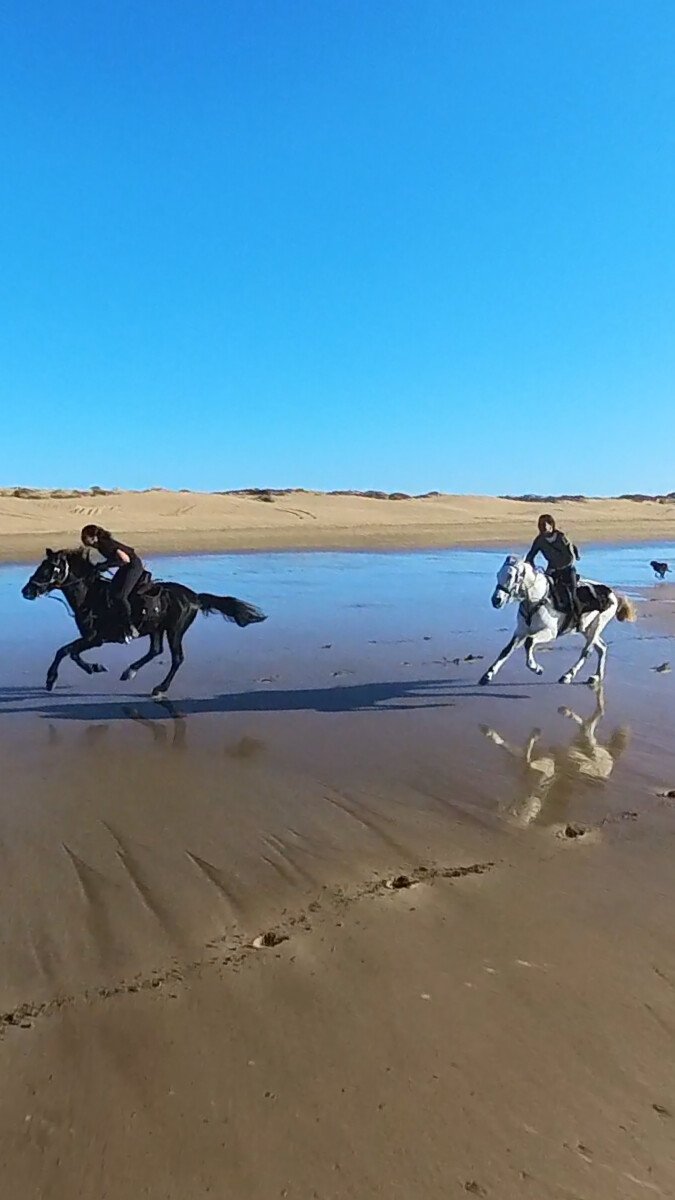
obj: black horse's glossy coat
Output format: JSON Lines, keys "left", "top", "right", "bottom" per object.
{"left": 22, "top": 549, "right": 266, "bottom": 697}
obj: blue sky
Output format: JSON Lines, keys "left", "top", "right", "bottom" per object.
{"left": 1, "top": 1, "right": 674, "bottom": 494}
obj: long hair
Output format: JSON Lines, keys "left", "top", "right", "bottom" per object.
{"left": 538, "top": 513, "right": 556, "bottom": 533}
{"left": 81, "top": 524, "right": 111, "bottom": 544}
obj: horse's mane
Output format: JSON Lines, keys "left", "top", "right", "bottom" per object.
{"left": 58, "top": 548, "right": 100, "bottom": 575}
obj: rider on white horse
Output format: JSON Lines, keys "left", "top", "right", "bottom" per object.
{"left": 526, "top": 514, "right": 581, "bottom": 629}
{"left": 479, "top": 554, "right": 635, "bottom": 688}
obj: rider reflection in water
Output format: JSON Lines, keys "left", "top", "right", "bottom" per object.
{"left": 81, "top": 524, "right": 144, "bottom": 642}
{"left": 526, "top": 514, "right": 581, "bottom": 628}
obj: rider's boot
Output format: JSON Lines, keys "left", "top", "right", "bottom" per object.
{"left": 119, "top": 601, "right": 139, "bottom": 642}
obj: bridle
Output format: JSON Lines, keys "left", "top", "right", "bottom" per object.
{"left": 52, "top": 557, "right": 71, "bottom": 587}
{"left": 493, "top": 558, "right": 526, "bottom": 604}
{"left": 28, "top": 554, "right": 71, "bottom": 596}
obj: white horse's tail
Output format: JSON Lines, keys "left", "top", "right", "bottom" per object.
{"left": 616, "top": 595, "right": 637, "bottom": 623}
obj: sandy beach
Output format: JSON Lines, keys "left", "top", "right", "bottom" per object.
{"left": 1, "top": 486, "right": 675, "bottom": 562}
{"left": 5, "top": 0, "right": 675, "bottom": 1191}
{"left": 1, "top": 547, "right": 675, "bottom": 1198}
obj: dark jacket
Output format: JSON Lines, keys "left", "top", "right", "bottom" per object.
{"left": 526, "top": 531, "right": 579, "bottom": 573}
{"left": 96, "top": 535, "right": 141, "bottom": 569}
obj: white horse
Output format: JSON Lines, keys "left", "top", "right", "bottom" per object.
{"left": 479, "top": 556, "right": 635, "bottom": 687}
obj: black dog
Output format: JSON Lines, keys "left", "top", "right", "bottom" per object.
{"left": 651, "top": 560, "right": 670, "bottom": 580}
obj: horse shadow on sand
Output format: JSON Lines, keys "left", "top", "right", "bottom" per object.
{"left": 0, "top": 677, "right": 530, "bottom": 723}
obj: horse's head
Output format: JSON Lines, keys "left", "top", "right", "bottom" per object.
{"left": 491, "top": 555, "right": 529, "bottom": 608}
{"left": 21, "top": 548, "right": 96, "bottom": 600}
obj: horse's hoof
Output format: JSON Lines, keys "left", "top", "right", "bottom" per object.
{"left": 152, "top": 688, "right": 167, "bottom": 700}
{"left": 529, "top": 666, "right": 544, "bottom": 676}
{"left": 121, "top": 668, "right": 137, "bottom": 682}
{"left": 479, "top": 673, "right": 492, "bottom": 687}
{"left": 45, "top": 678, "right": 55, "bottom": 693}
{"left": 92, "top": 664, "right": 107, "bottom": 674}
{"left": 587, "top": 676, "right": 600, "bottom": 689}
{"left": 559, "top": 673, "right": 573, "bottom": 685}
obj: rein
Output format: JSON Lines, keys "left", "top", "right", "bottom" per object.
{"left": 50, "top": 556, "right": 101, "bottom": 615}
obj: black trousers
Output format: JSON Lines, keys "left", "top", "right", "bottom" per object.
{"left": 110, "top": 559, "right": 144, "bottom": 621}
{"left": 550, "top": 566, "right": 580, "bottom": 620}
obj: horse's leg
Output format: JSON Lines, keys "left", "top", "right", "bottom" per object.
{"left": 479, "top": 634, "right": 524, "bottom": 685}
{"left": 121, "top": 631, "right": 164, "bottom": 682}
{"left": 151, "top": 611, "right": 197, "bottom": 698}
{"left": 525, "top": 628, "right": 555, "bottom": 676}
{"left": 45, "top": 637, "right": 103, "bottom": 692}
{"left": 587, "top": 636, "right": 608, "bottom": 688}
{"left": 71, "top": 643, "right": 107, "bottom": 676}
{"left": 559, "top": 642, "right": 592, "bottom": 684}
{"left": 480, "top": 726, "right": 524, "bottom": 756}
{"left": 588, "top": 605, "right": 619, "bottom": 688}
{"left": 560, "top": 606, "right": 615, "bottom": 685}
{"left": 559, "top": 620, "right": 598, "bottom": 684}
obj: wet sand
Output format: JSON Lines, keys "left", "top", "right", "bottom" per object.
{"left": 2, "top": 486, "right": 675, "bottom": 560}
{"left": 1, "top": 550, "right": 675, "bottom": 1198}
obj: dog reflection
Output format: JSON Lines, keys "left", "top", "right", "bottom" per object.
{"left": 481, "top": 689, "right": 629, "bottom": 827}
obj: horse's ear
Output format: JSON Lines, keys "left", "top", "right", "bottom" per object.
{"left": 45, "top": 547, "right": 55, "bottom": 558}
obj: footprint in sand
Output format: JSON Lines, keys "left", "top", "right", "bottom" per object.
{"left": 252, "top": 931, "right": 289, "bottom": 949}
{"left": 554, "top": 822, "right": 601, "bottom": 844}
{"left": 561, "top": 823, "right": 587, "bottom": 839}
{"left": 385, "top": 874, "right": 418, "bottom": 890}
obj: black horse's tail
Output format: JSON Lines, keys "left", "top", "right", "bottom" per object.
{"left": 197, "top": 593, "right": 267, "bottom": 627}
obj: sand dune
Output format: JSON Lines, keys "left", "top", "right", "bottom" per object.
{"left": 1, "top": 486, "right": 674, "bottom": 561}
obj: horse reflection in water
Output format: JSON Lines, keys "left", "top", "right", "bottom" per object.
{"left": 481, "top": 689, "right": 630, "bottom": 828}
{"left": 45, "top": 705, "right": 265, "bottom": 762}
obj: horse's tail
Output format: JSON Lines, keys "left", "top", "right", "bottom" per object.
{"left": 616, "top": 594, "right": 637, "bottom": 623}
{"left": 197, "top": 593, "right": 267, "bottom": 627}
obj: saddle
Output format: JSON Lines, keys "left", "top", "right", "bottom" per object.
{"left": 131, "top": 572, "right": 163, "bottom": 623}
{"left": 550, "top": 576, "right": 613, "bottom": 634}
{"left": 99, "top": 570, "right": 163, "bottom": 631}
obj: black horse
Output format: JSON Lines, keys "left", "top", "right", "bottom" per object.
{"left": 22, "top": 548, "right": 267, "bottom": 697}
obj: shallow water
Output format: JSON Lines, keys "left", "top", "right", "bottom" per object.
{"left": 0, "top": 546, "right": 674, "bottom": 1002}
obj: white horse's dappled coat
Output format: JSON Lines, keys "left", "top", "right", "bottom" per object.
{"left": 479, "top": 556, "right": 635, "bottom": 687}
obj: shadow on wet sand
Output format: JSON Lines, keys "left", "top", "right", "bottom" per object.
{"left": 0, "top": 678, "right": 530, "bottom": 721}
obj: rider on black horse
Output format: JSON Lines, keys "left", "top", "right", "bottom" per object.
{"left": 81, "top": 525, "right": 145, "bottom": 642}
{"left": 526, "top": 514, "right": 582, "bottom": 628}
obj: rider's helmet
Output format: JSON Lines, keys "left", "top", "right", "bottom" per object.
{"left": 538, "top": 513, "right": 556, "bottom": 534}
{"left": 81, "top": 524, "right": 101, "bottom": 546}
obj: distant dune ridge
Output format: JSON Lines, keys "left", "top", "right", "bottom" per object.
{"left": 0, "top": 486, "right": 673, "bottom": 562}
